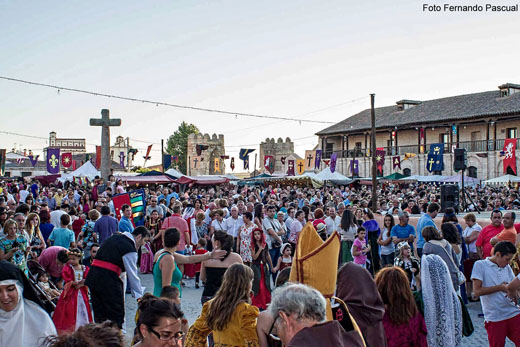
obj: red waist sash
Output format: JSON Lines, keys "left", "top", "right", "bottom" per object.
{"left": 91, "top": 259, "right": 122, "bottom": 276}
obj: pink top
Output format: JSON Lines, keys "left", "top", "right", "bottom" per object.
{"left": 382, "top": 311, "right": 427, "bottom": 347}
{"left": 161, "top": 214, "right": 188, "bottom": 251}
{"left": 38, "top": 246, "right": 67, "bottom": 278}
{"left": 353, "top": 238, "right": 367, "bottom": 265}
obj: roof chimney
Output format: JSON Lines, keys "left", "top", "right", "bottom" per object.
{"left": 396, "top": 99, "right": 422, "bottom": 111}
{"left": 498, "top": 83, "right": 520, "bottom": 97}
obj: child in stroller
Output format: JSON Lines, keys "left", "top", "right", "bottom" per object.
{"left": 37, "top": 271, "right": 61, "bottom": 300}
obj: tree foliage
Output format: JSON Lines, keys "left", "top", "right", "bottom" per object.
{"left": 166, "top": 122, "right": 200, "bottom": 174}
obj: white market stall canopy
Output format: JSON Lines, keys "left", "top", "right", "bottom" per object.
{"left": 316, "top": 167, "right": 348, "bottom": 181}
{"left": 58, "top": 161, "right": 101, "bottom": 182}
{"left": 165, "top": 168, "right": 183, "bottom": 178}
{"left": 484, "top": 174, "right": 520, "bottom": 185}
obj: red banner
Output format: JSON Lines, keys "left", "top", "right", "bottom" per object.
{"left": 503, "top": 138, "right": 517, "bottom": 174}
{"left": 61, "top": 152, "right": 73, "bottom": 168}
{"left": 112, "top": 193, "right": 132, "bottom": 222}
{"left": 95, "top": 146, "right": 101, "bottom": 169}
{"left": 264, "top": 155, "right": 274, "bottom": 174}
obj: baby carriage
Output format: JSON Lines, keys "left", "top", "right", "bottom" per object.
{"left": 26, "top": 259, "right": 58, "bottom": 313}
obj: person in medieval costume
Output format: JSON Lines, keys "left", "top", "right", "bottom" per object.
{"left": 84, "top": 226, "right": 149, "bottom": 329}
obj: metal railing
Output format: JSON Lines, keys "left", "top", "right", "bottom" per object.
{"left": 322, "top": 138, "right": 519, "bottom": 158}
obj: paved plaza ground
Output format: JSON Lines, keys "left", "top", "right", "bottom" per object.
{"left": 123, "top": 273, "right": 514, "bottom": 346}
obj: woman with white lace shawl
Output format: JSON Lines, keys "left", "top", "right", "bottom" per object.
{"left": 421, "top": 254, "right": 463, "bottom": 346}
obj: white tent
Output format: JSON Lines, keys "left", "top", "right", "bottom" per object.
{"left": 316, "top": 167, "right": 348, "bottom": 181}
{"left": 58, "top": 161, "right": 100, "bottom": 182}
{"left": 484, "top": 174, "right": 520, "bottom": 185}
{"left": 165, "top": 168, "right": 183, "bottom": 178}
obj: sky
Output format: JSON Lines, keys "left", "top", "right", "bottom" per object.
{"left": 1, "top": 0, "right": 519, "bottom": 172}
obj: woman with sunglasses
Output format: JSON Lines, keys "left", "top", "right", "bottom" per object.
{"left": 133, "top": 295, "right": 185, "bottom": 347}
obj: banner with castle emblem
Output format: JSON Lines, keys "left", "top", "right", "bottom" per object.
{"left": 296, "top": 159, "right": 305, "bottom": 175}
{"left": 315, "top": 150, "right": 322, "bottom": 169}
{"left": 47, "top": 148, "right": 60, "bottom": 174}
{"left": 214, "top": 158, "right": 221, "bottom": 173}
{"left": 350, "top": 159, "right": 359, "bottom": 176}
{"left": 287, "top": 160, "right": 295, "bottom": 176}
{"left": 304, "top": 150, "right": 316, "bottom": 171}
{"left": 264, "top": 155, "right": 274, "bottom": 174}
{"left": 330, "top": 153, "right": 338, "bottom": 173}
{"left": 392, "top": 156, "right": 401, "bottom": 170}
{"left": 426, "top": 143, "right": 444, "bottom": 173}
{"left": 61, "top": 152, "right": 73, "bottom": 168}
{"left": 503, "top": 138, "right": 517, "bottom": 174}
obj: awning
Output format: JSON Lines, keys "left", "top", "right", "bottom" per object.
{"left": 175, "top": 175, "right": 229, "bottom": 185}
{"left": 118, "top": 175, "right": 176, "bottom": 185}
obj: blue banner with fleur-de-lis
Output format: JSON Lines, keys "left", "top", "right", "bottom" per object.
{"left": 47, "top": 148, "right": 60, "bottom": 174}
{"left": 426, "top": 143, "right": 444, "bottom": 173}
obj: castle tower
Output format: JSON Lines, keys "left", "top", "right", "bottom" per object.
{"left": 187, "top": 133, "right": 225, "bottom": 175}
{"left": 259, "top": 137, "right": 294, "bottom": 173}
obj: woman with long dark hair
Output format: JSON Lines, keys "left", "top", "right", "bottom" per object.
{"left": 375, "top": 266, "right": 427, "bottom": 347}
{"left": 254, "top": 203, "right": 264, "bottom": 229}
{"left": 378, "top": 214, "right": 396, "bottom": 266}
{"left": 185, "top": 263, "right": 258, "bottom": 346}
{"left": 339, "top": 209, "right": 357, "bottom": 264}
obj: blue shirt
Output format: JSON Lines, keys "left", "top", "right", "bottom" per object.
{"left": 94, "top": 215, "right": 119, "bottom": 245}
{"left": 390, "top": 224, "right": 416, "bottom": 240}
{"left": 49, "top": 227, "right": 75, "bottom": 249}
{"left": 118, "top": 216, "right": 134, "bottom": 232}
{"left": 40, "top": 223, "right": 54, "bottom": 242}
{"left": 166, "top": 192, "right": 180, "bottom": 205}
{"left": 416, "top": 213, "right": 437, "bottom": 248}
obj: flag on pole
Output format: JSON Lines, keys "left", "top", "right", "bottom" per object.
{"left": 47, "top": 148, "right": 60, "bottom": 174}
{"left": 239, "top": 149, "right": 255, "bottom": 170}
{"left": 163, "top": 154, "right": 172, "bottom": 170}
{"left": 230, "top": 157, "right": 235, "bottom": 171}
{"left": 143, "top": 145, "right": 152, "bottom": 160}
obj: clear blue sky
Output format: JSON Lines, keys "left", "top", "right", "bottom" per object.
{"left": 1, "top": 0, "right": 519, "bottom": 170}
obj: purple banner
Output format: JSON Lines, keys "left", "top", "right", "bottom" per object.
{"left": 28, "top": 155, "right": 39, "bottom": 167}
{"left": 46, "top": 148, "right": 60, "bottom": 174}
{"left": 330, "top": 153, "right": 338, "bottom": 173}
{"left": 350, "top": 159, "right": 359, "bottom": 176}
{"left": 119, "top": 151, "right": 126, "bottom": 168}
{"left": 315, "top": 150, "right": 322, "bottom": 169}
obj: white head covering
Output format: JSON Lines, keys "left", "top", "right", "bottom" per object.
{"left": 0, "top": 279, "right": 57, "bottom": 346}
{"left": 421, "top": 254, "right": 462, "bottom": 347}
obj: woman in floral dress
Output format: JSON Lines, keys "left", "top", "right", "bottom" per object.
{"left": 237, "top": 212, "right": 255, "bottom": 266}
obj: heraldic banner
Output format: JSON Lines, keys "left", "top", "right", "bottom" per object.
{"left": 426, "top": 143, "right": 444, "bottom": 173}
{"left": 503, "top": 138, "right": 517, "bottom": 174}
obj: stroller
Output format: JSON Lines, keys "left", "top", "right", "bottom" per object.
{"left": 26, "top": 259, "right": 58, "bottom": 313}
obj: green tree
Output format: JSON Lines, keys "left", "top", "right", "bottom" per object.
{"left": 166, "top": 122, "right": 200, "bottom": 174}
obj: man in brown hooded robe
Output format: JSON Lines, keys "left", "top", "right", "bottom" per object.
{"left": 336, "top": 262, "right": 387, "bottom": 346}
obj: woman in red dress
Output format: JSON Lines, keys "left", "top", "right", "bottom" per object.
{"left": 251, "top": 228, "right": 274, "bottom": 310}
{"left": 52, "top": 248, "right": 93, "bottom": 335}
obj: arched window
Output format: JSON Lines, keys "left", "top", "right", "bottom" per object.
{"left": 468, "top": 166, "right": 478, "bottom": 178}
{"left": 403, "top": 168, "right": 412, "bottom": 176}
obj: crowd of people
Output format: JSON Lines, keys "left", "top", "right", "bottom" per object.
{"left": 1, "top": 175, "right": 520, "bottom": 346}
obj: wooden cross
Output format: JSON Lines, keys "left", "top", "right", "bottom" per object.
{"left": 89, "top": 109, "right": 121, "bottom": 179}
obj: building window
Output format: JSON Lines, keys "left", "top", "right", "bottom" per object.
{"left": 403, "top": 168, "right": 411, "bottom": 176}
{"left": 506, "top": 128, "right": 517, "bottom": 139}
{"left": 439, "top": 133, "right": 449, "bottom": 151}
{"left": 468, "top": 166, "right": 477, "bottom": 178}
{"left": 325, "top": 142, "right": 333, "bottom": 156}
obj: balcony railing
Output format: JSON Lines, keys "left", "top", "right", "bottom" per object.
{"left": 322, "top": 138, "right": 519, "bottom": 159}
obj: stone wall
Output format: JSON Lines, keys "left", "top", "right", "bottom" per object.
{"left": 259, "top": 137, "right": 294, "bottom": 173}
{"left": 187, "top": 133, "right": 225, "bottom": 176}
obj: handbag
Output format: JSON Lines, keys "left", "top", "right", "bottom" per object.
{"left": 458, "top": 295, "right": 474, "bottom": 337}
{"left": 440, "top": 244, "right": 466, "bottom": 286}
